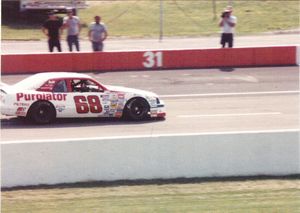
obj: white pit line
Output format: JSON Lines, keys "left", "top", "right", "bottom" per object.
{"left": 2, "top": 129, "right": 299, "bottom": 144}
{"left": 160, "top": 90, "right": 299, "bottom": 98}
{"left": 177, "top": 112, "right": 282, "bottom": 118}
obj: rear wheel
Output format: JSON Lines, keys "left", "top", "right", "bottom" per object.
{"left": 28, "top": 101, "right": 56, "bottom": 124}
{"left": 124, "top": 98, "right": 150, "bottom": 121}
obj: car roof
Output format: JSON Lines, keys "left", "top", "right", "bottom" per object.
{"left": 13, "top": 72, "right": 93, "bottom": 90}
{"left": 33, "top": 72, "right": 91, "bottom": 80}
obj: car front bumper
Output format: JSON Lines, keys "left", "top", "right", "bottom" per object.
{"left": 149, "top": 101, "right": 166, "bottom": 118}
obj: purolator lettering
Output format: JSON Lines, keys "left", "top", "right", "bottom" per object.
{"left": 16, "top": 93, "right": 23, "bottom": 101}
{"left": 46, "top": 94, "right": 52, "bottom": 100}
{"left": 16, "top": 93, "right": 67, "bottom": 102}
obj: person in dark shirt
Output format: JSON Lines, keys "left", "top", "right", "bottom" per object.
{"left": 42, "top": 11, "right": 63, "bottom": 52}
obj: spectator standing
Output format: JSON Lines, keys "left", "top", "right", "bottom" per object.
{"left": 63, "top": 9, "right": 81, "bottom": 52}
{"left": 42, "top": 11, "right": 63, "bottom": 52}
{"left": 219, "top": 6, "right": 237, "bottom": 48}
{"left": 88, "top": 16, "right": 108, "bottom": 52}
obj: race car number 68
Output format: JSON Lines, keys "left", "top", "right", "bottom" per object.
{"left": 143, "top": 51, "right": 163, "bottom": 68}
{"left": 74, "top": 95, "right": 102, "bottom": 114}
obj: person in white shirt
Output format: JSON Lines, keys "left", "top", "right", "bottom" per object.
{"left": 219, "top": 6, "right": 237, "bottom": 48}
{"left": 63, "top": 9, "right": 81, "bottom": 52}
{"left": 88, "top": 16, "right": 108, "bottom": 52}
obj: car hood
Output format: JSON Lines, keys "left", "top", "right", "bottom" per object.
{"left": 105, "top": 85, "right": 158, "bottom": 97}
{"left": 0, "top": 85, "right": 14, "bottom": 93}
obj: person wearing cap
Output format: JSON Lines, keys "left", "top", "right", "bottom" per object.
{"left": 63, "top": 9, "right": 81, "bottom": 52}
{"left": 42, "top": 11, "right": 63, "bottom": 52}
{"left": 88, "top": 16, "right": 108, "bottom": 52}
{"left": 219, "top": 6, "right": 237, "bottom": 48}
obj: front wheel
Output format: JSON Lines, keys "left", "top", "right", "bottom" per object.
{"left": 124, "top": 98, "right": 150, "bottom": 121}
{"left": 28, "top": 101, "right": 56, "bottom": 124}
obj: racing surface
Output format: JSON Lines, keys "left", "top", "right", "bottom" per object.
{"left": 1, "top": 66, "right": 299, "bottom": 141}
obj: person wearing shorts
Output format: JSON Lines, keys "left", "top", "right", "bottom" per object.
{"left": 219, "top": 6, "right": 237, "bottom": 48}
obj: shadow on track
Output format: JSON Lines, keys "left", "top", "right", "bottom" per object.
{"left": 0, "top": 116, "right": 165, "bottom": 130}
{"left": 219, "top": 67, "right": 235, "bottom": 72}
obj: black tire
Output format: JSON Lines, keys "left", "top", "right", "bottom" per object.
{"left": 28, "top": 101, "right": 56, "bottom": 124}
{"left": 124, "top": 98, "right": 150, "bottom": 121}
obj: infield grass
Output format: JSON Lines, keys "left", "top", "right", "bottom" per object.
{"left": 2, "top": 0, "right": 299, "bottom": 40}
{"left": 2, "top": 179, "right": 300, "bottom": 213}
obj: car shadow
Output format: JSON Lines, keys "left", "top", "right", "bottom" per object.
{"left": 219, "top": 67, "right": 235, "bottom": 72}
{"left": 0, "top": 117, "right": 166, "bottom": 130}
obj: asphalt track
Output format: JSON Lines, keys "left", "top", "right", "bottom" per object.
{"left": 1, "top": 66, "right": 299, "bottom": 141}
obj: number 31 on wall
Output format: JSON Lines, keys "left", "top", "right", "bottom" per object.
{"left": 143, "top": 51, "right": 163, "bottom": 68}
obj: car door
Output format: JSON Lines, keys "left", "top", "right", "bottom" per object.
{"left": 64, "top": 78, "right": 107, "bottom": 118}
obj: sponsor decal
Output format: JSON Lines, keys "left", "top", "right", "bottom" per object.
{"left": 111, "top": 93, "right": 118, "bottom": 100}
{"left": 117, "top": 105, "right": 124, "bottom": 110}
{"left": 110, "top": 103, "right": 117, "bottom": 109}
{"left": 109, "top": 109, "right": 116, "bottom": 113}
{"left": 56, "top": 105, "right": 66, "bottom": 112}
{"left": 118, "top": 99, "right": 124, "bottom": 103}
{"left": 16, "top": 107, "right": 26, "bottom": 116}
{"left": 110, "top": 100, "right": 118, "bottom": 109}
{"left": 38, "top": 80, "right": 56, "bottom": 91}
{"left": 118, "top": 93, "right": 125, "bottom": 99}
{"left": 103, "top": 105, "right": 110, "bottom": 115}
{"left": 101, "top": 94, "right": 110, "bottom": 101}
{"left": 16, "top": 93, "right": 67, "bottom": 102}
{"left": 115, "top": 111, "right": 123, "bottom": 117}
{"left": 13, "top": 102, "right": 30, "bottom": 107}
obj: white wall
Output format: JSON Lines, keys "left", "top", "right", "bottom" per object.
{"left": 2, "top": 131, "right": 299, "bottom": 188}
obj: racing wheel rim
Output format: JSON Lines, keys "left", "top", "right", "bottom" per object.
{"left": 30, "top": 101, "right": 56, "bottom": 124}
{"left": 126, "top": 98, "right": 149, "bottom": 120}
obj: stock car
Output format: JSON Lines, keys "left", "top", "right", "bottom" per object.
{"left": 0, "top": 72, "right": 166, "bottom": 124}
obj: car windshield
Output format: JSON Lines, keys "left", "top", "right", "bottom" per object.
{"left": 13, "top": 75, "right": 47, "bottom": 90}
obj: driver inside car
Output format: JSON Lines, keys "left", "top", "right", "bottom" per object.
{"left": 72, "top": 80, "right": 90, "bottom": 92}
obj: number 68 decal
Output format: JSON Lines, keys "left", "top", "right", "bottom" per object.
{"left": 74, "top": 95, "right": 102, "bottom": 114}
{"left": 143, "top": 51, "right": 163, "bottom": 68}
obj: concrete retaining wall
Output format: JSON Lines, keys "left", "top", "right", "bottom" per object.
{"left": 2, "top": 130, "right": 299, "bottom": 188}
{"left": 296, "top": 46, "right": 300, "bottom": 65}
{"left": 1, "top": 46, "right": 297, "bottom": 74}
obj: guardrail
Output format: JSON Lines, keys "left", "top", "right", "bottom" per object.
{"left": 1, "top": 46, "right": 297, "bottom": 74}
{"left": 2, "top": 130, "right": 299, "bottom": 188}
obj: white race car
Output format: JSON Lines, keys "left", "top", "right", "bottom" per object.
{"left": 1, "top": 72, "right": 166, "bottom": 124}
